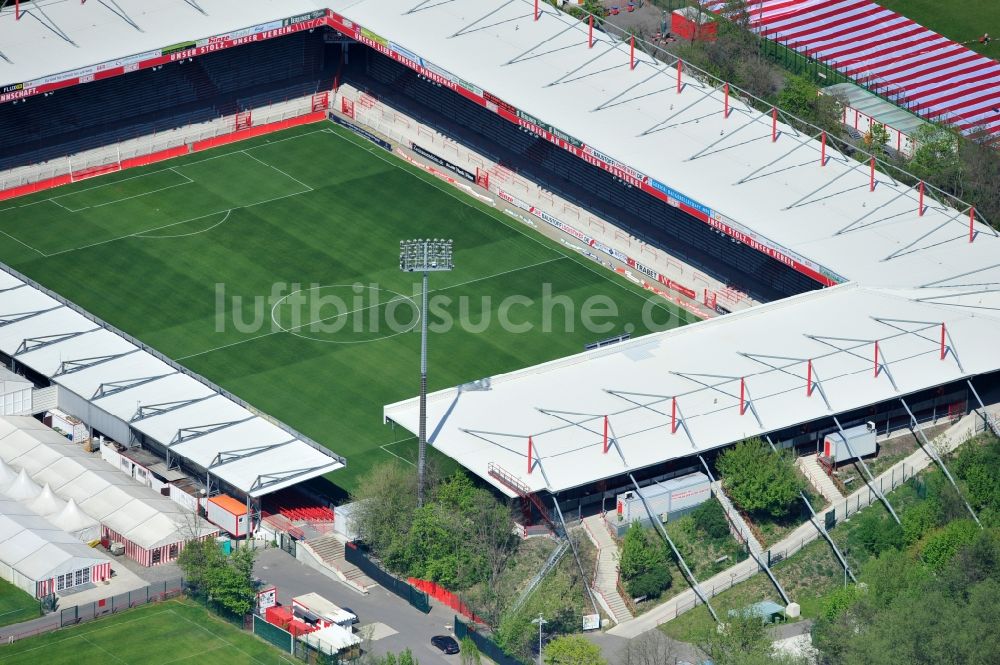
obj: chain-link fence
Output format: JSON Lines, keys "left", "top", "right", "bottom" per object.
{"left": 58, "top": 577, "right": 184, "bottom": 628}
{"left": 343, "top": 543, "right": 430, "bottom": 613}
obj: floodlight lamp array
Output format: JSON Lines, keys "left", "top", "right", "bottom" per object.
{"left": 399, "top": 238, "right": 454, "bottom": 272}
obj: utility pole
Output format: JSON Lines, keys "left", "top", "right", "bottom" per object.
{"left": 399, "top": 239, "right": 454, "bottom": 506}
{"left": 531, "top": 613, "right": 547, "bottom": 664}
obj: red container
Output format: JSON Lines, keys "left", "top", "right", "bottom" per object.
{"left": 287, "top": 619, "right": 315, "bottom": 637}
{"left": 266, "top": 605, "right": 293, "bottom": 629}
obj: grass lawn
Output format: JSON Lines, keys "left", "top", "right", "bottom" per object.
{"left": 0, "top": 579, "right": 40, "bottom": 629}
{"left": 875, "top": 0, "right": 1000, "bottom": 59}
{"left": 0, "top": 598, "right": 294, "bottom": 664}
{"left": 0, "top": 122, "right": 695, "bottom": 494}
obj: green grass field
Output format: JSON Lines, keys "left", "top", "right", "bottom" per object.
{"left": 0, "top": 579, "right": 41, "bottom": 629}
{"left": 876, "top": 0, "right": 999, "bottom": 59}
{"left": 0, "top": 599, "right": 293, "bottom": 664}
{"left": 0, "top": 122, "right": 694, "bottom": 492}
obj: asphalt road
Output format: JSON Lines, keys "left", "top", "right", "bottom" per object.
{"left": 254, "top": 548, "right": 461, "bottom": 664}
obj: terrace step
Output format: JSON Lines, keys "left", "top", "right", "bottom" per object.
{"left": 796, "top": 455, "right": 843, "bottom": 506}
{"left": 304, "top": 535, "right": 378, "bottom": 593}
{"left": 582, "top": 514, "right": 633, "bottom": 625}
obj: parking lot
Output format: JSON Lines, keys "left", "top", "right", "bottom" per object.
{"left": 254, "top": 548, "right": 462, "bottom": 663}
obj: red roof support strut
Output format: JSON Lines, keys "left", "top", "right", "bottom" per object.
{"left": 918, "top": 181, "right": 925, "bottom": 216}
{"left": 15, "top": 0, "right": 20, "bottom": 20}
{"left": 739, "top": 377, "right": 747, "bottom": 415}
{"left": 870, "top": 157, "right": 876, "bottom": 192}
{"left": 771, "top": 107, "right": 777, "bottom": 142}
{"left": 534, "top": 0, "right": 539, "bottom": 21}
{"left": 723, "top": 82, "right": 729, "bottom": 119}
{"left": 970, "top": 207, "right": 975, "bottom": 243}
{"left": 527, "top": 436, "right": 533, "bottom": 474}
{"left": 874, "top": 341, "right": 880, "bottom": 377}
{"left": 820, "top": 131, "right": 826, "bottom": 166}
{"left": 588, "top": 15, "right": 594, "bottom": 48}
{"left": 630, "top": 35, "right": 635, "bottom": 70}
{"left": 671, "top": 397, "right": 678, "bottom": 434}
{"left": 940, "top": 323, "right": 947, "bottom": 360}
{"left": 676, "top": 59, "right": 682, "bottom": 93}
{"left": 806, "top": 359, "right": 813, "bottom": 397}
{"left": 603, "top": 415, "right": 609, "bottom": 453}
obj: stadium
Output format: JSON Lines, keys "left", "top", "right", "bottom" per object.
{"left": 1, "top": 0, "right": 999, "bottom": 629}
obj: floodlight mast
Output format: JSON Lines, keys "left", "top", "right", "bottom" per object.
{"left": 399, "top": 239, "right": 454, "bottom": 507}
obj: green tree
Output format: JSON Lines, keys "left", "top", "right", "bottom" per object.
{"left": 697, "top": 611, "right": 770, "bottom": 664}
{"left": 543, "top": 635, "right": 607, "bottom": 665}
{"left": 619, "top": 522, "right": 671, "bottom": 599}
{"left": 177, "top": 537, "right": 224, "bottom": 596}
{"left": 717, "top": 439, "right": 804, "bottom": 517}
{"left": 863, "top": 122, "right": 890, "bottom": 157}
{"left": 351, "top": 461, "right": 420, "bottom": 567}
{"left": 908, "top": 125, "right": 962, "bottom": 191}
{"left": 210, "top": 546, "right": 257, "bottom": 616}
{"left": 177, "top": 539, "right": 257, "bottom": 616}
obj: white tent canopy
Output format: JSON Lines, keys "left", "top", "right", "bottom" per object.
{"left": 50, "top": 498, "right": 100, "bottom": 542}
{"left": 0, "top": 416, "right": 217, "bottom": 549}
{"left": 26, "top": 483, "right": 67, "bottom": 517}
{"left": 0, "top": 502, "right": 110, "bottom": 593}
{"left": 4, "top": 468, "right": 41, "bottom": 501}
{"left": 0, "top": 457, "right": 16, "bottom": 491}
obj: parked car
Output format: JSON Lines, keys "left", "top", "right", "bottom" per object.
{"left": 431, "top": 635, "right": 460, "bottom": 655}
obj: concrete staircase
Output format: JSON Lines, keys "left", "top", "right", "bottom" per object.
{"left": 303, "top": 535, "right": 378, "bottom": 594}
{"left": 711, "top": 482, "right": 764, "bottom": 558}
{"left": 582, "top": 514, "right": 633, "bottom": 625}
{"left": 796, "top": 455, "right": 842, "bottom": 506}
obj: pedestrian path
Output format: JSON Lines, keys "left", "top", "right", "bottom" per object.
{"left": 581, "top": 514, "right": 633, "bottom": 625}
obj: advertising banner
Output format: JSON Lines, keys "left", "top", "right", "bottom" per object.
{"left": 410, "top": 143, "right": 476, "bottom": 182}
{"left": 330, "top": 114, "right": 392, "bottom": 151}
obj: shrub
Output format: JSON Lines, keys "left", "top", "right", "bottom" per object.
{"left": 853, "top": 510, "right": 904, "bottom": 557}
{"left": 692, "top": 499, "right": 731, "bottom": 540}
{"left": 625, "top": 566, "right": 672, "bottom": 600}
{"left": 921, "top": 519, "right": 980, "bottom": 572}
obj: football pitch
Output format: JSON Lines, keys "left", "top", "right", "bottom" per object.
{"left": 0, "top": 599, "right": 294, "bottom": 664}
{"left": 0, "top": 579, "right": 40, "bottom": 629}
{"left": 0, "top": 122, "right": 695, "bottom": 492}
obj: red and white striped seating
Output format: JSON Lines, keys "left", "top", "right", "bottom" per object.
{"left": 702, "top": 0, "right": 1000, "bottom": 142}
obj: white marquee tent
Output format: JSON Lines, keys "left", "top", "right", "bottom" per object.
{"left": 0, "top": 500, "right": 111, "bottom": 598}
{"left": 0, "top": 416, "right": 217, "bottom": 566}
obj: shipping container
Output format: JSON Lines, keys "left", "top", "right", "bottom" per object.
{"left": 206, "top": 494, "right": 249, "bottom": 537}
{"left": 822, "top": 423, "right": 877, "bottom": 464}
{"left": 607, "top": 472, "right": 711, "bottom": 536}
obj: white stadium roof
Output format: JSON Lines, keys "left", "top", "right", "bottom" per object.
{"left": 2, "top": 1, "right": 999, "bottom": 497}
{"left": 0, "top": 267, "right": 345, "bottom": 497}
